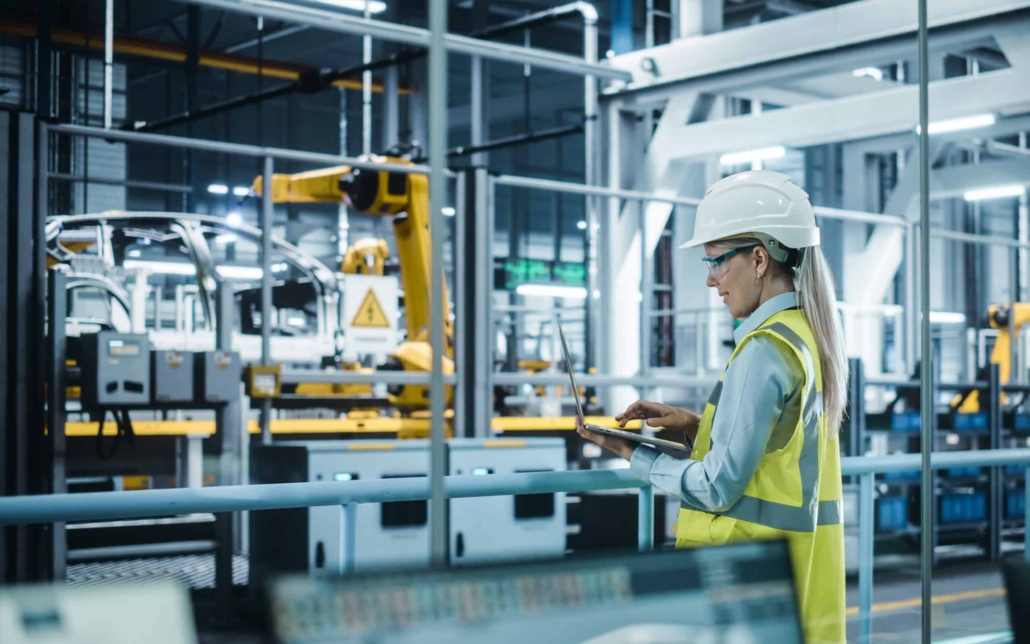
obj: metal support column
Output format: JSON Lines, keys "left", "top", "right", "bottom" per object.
{"left": 989, "top": 363, "right": 1002, "bottom": 562}
{"left": 472, "top": 171, "right": 494, "bottom": 437}
{"left": 583, "top": 12, "right": 599, "bottom": 372}
{"left": 639, "top": 200, "right": 652, "bottom": 406}
{"left": 339, "top": 502, "right": 357, "bottom": 574}
{"left": 214, "top": 280, "right": 240, "bottom": 614}
{"left": 637, "top": 485, "right": 654, "bottom": 551}
{"left": 46, "top": 267, "right": 68, "bottom": 582}
{"left": 1025, "top": 464, "right": 1030, "bottom": 562}
{"left": 382, "top": 66, "right": 399, "bottom": 150}
{"left": 454, "top": 171, "right": 468, "bottom": 436}
{"left": 260, "top": 156, "right": 273, "bottom": 445}
{"left": 858, "top": 472, "right": 875, "bottom": 643}
{"left": 917, "top": 1, "right": 934, "bottom": 641}
{"left": 185, "top": 7, "right": 200, "bottom": 212}
{"left": 848, "top": 358, "right": 865, "bottom": 461}
{"left": 103, "top": 0, "right": 114, "bottom": 129}
{"left": 427, "top": 0, "right": 449, "bottom": 568}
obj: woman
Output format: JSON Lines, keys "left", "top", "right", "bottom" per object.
{"left": 578, "top": 170, "right": 847, "bottom": 644}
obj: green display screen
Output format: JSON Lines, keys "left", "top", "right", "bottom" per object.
{"left": 502, "top": 259, "right": 586, "bottom": 289}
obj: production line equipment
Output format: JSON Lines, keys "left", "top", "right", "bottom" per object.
{"left": 251, "top": 150, "right": 454, "bottom": 413}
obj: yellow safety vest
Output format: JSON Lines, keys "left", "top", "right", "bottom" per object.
{"left": 676, "top": 308, "right": 845, "bottom": 644}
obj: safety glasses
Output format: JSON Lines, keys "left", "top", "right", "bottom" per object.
{"left": 702, "top": 245, "right": 758, "bottom": 278}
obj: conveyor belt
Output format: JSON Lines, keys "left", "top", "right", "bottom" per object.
{"left": 66, "top": 554, "right": 248, "bottom": 589}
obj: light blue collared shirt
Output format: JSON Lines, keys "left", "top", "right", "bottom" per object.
{"left": 629, "top": 292, "right": 805, "bottom": 512}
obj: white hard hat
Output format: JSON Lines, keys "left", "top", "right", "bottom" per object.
{"left": 679, "top": 170, "right": 820, "bottom": 251}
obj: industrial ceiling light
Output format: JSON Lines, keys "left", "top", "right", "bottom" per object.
{"left": 515, "top": 284, "right": 588, "bottom": 299}
{"left": 928, "top": 311, "right": 967, "bottom": 325}
{"left": 207, "top": 183, "right": 229, "bottom": 195}
{"left": 307, "top": 0, "right": 387, "bottom": 13}
{"left": 963, "top": 185, "right": 1025, "bottom": 202}
{"left": 232, "top": 186, "right": 251, "bottom": 197}
{"left": 441, "top": 207, "right": 455, "bottom": 216}
{"left": 123, "top": 260, "right": 265, "bottom": 280}
{"left": 852, "top": 67, "right": 884, "bottom": 82}
{"left": 227, "top": 211, "right": 243, "bottom": 227}
{"left": 577, "top": 220, "right": 588, "bottom": 230}
{"left": 719, "top": 146, "right": 786, "bottom": 167}
{"left": 918, "top": 113, "right": 996, "bottom": 135}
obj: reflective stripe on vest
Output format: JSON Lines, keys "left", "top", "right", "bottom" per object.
{"left": 681, "top": 320, "right": 842, "bottom": 532}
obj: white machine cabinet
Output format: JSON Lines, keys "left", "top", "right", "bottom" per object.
{"left": 250, "top": 438, "right": 568, "bottom": 578}
{"left": 448, "top": 438, "right": 567, "bottom": 566}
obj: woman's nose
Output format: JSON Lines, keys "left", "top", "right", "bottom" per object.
{"left": 706, "top": 272, "right": 717, "bottom": 288}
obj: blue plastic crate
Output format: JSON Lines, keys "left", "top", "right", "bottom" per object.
{"left": 1015, "top": 414, "right": 1030, "bottom": 432}
{"left": 1007, "top": 490, "right": 1027, "bottom": 520}
{"left": 946, "top": 467, "right": 983, "bottom": 478}
{"left": 884, "top": 470, "right": 920, "bottom": 482}
{"left": 1005, "top": 465, "right": 1026, "bottom": 477}
{"left": 953, "top": 413, "right": 988, "bottom": 432}
{"left": 891, "top": 412, "right": 920, "bottom": 433}
{"left": 939, "top": 492, "right": 987, "bottom": 524}
{"left": 877, "top": 496, "right": 908, "bottom": 531}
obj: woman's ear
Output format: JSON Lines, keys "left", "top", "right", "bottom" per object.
{"left": 753, "top": 245, "right": 770, "bottom": 275}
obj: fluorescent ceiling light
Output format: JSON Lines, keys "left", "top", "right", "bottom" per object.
{"left": 287, "top": 316, "right": 307, "bottom": 327}
{"left": 124, "top": 260, "right": 196, "bottom": 275}
{"left": 307, "top": 0, "right": 387, "bottom": 13}
{"left": 852, "top": 67, "right": 884, "bottom": 82}
{"left": 441, "top": 207, "right": 455, "bottom": 217}
{"left": 271, "top": 262, "right": 289, "bottom": 272}
{"left": 214, "top": 233, "right": 238, "bottom": 245}
{"left": 127, "top": 249, "right": 141, "bottom": 258}
{"left": 516, "top": 284, "right": 588, "bottom": 299}
{"left": 918, "top": 113, "right": 996, "bottom": 135}
{"left": 929, "top": 311, "right": 966, "bottom": 325}
{"left": 963, "top": 185, "right": 1025, "bottom": 202}
{"left": 232, "top": 186, "right": 251, "bottom": 197}
{"left": 719, "top": 146, "right": 786, "bottom": 166}
{"left": 216, "top": 265, "right": 263, "bottom": 280}
{"left": 207, "top": 183, "right": 229, "bottom": 195}
{"left": 577, "top": 220, "right": 587, "bottom": 230}
{"left": 227, "top": 211, "right": 243, "bottom": 227}
{"left": 123, "top": 260, "right": 264, "bottom": 280}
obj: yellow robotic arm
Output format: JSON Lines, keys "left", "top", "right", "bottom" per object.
{"left": 252, "top": 157, "right": 454, "bottom": 412}
{"left": 954, "top": 303, "right": 1030, "bottom": 413}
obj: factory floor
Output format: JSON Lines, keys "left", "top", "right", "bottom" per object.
{"left": 845, "top": 558, "right": 1012, "bottom": 643}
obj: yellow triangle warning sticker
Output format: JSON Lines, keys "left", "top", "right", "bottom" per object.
{"left": 351, "top": 288, "right": 391, "bottom": 328}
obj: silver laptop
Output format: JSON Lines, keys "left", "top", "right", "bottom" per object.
{"left": 558, "top": 325, "right": 690, "bottom": 454}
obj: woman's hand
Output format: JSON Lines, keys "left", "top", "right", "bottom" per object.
{"left": 615, "top": 400, "right": 701, "bottom": 443}
{"left": 576, "top": 419, "right": 637, "bottom": 461}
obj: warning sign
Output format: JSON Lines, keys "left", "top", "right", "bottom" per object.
{"left": 351, "top": 288, "right": 391, "bottom": 328}
{"left": 342, "top": 274, "right": 399, "bottom": 356}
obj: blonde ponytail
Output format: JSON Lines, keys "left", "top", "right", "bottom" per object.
{"left": 794, "top": 246, "right": 848, "bottom": 437}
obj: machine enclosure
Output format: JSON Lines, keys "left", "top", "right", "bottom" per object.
{"left": 193, "top": 351, "right": 241, "bottom": 403}
{"left": 80, "top": 332, "right": 152, "bottom": 407}
{"left": 249, "top": 438, "right": 567, "bottom": 583}
{"left": 151, "top": 350, "right": 194, "bottom": 403}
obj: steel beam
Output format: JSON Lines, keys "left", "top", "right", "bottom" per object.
{"left": 166, "top": 0, "right": 629, "bottom": 81}
{"left": 607, "top": 0, "right": 1030, "bottom": 95}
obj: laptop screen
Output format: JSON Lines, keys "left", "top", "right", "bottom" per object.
{"left": 558, "top": 325, "right": 585, "bottom": 423}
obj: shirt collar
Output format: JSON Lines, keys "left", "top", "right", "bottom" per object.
{"left": 733, "top": 291, "right": 799, "bottom": 344}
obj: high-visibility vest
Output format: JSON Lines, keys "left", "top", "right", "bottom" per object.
{"left": 676, "top": 308, "right": 845, "bottom": 644}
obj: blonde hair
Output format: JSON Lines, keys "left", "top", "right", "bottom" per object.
{"left": 712, "top": 238, "right": 848, "bottom": 437}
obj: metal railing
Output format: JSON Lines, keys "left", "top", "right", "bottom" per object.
{"left": 0, "top": 448, "right": 1027, "bottom": 641}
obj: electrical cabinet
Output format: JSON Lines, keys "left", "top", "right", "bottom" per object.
{"left": 448, "top": 438, "right": 566, "bottom": 566}
{"left": 250, "top": 438, "right": 569, "bottom": 581}
{"left": 151, "top": 350, "right": 193, "bottom": 403}
{"left": 194, "top": 351, "right": 241, "bottom": 403}
{"left": 80, "top": 332, "right": 151, "bottom": 406}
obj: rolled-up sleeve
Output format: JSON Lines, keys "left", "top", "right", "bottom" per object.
{"left": 628, "top": 337, "right": 796, "bottom": 512}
